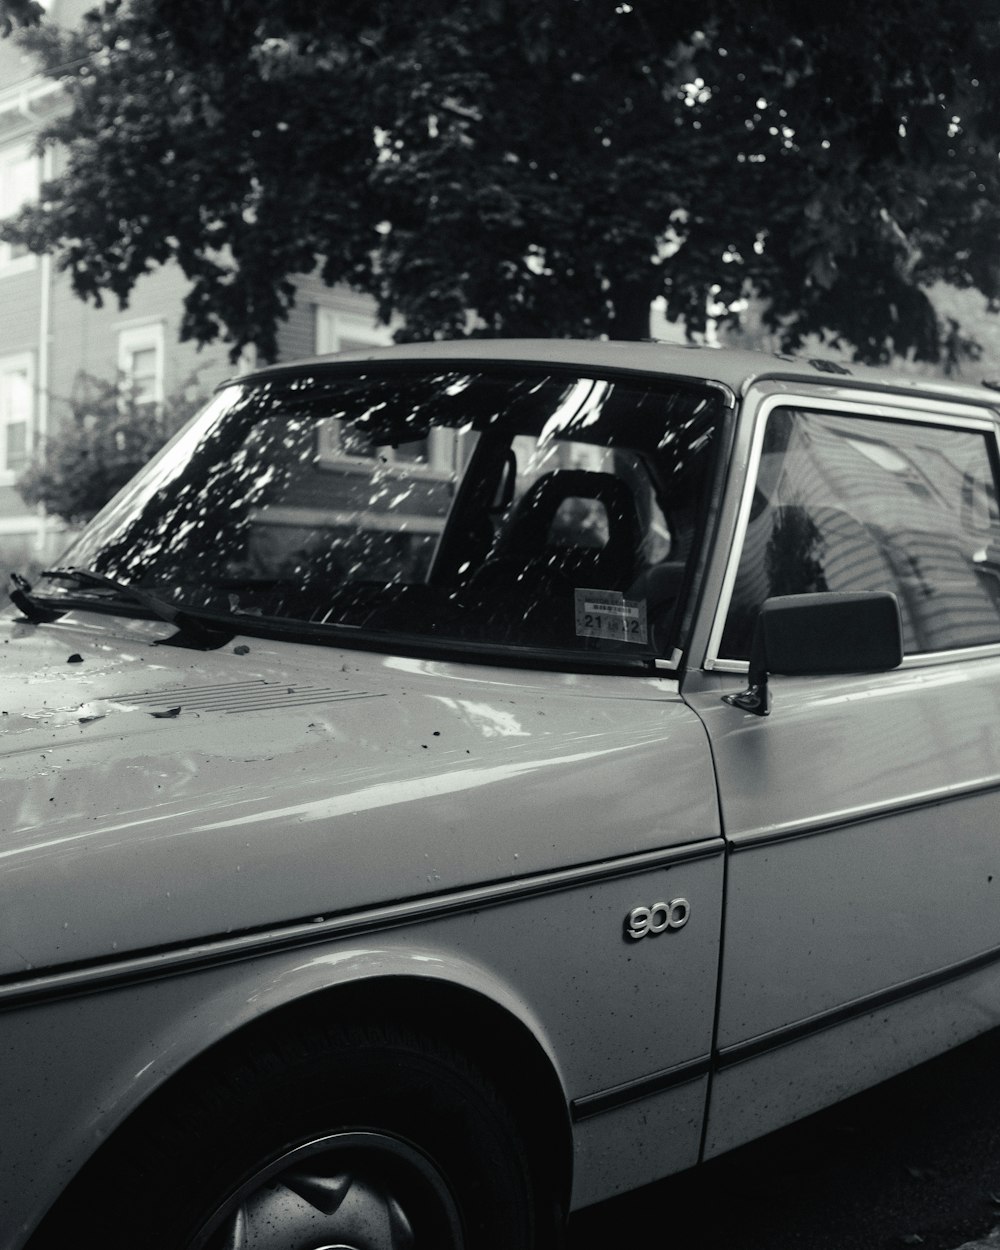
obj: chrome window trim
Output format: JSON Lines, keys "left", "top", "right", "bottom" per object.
{"left": 710, "top": 657, "right": 751, "bottom": 674}
{"left": 711, "top": 642, "right": 1000, "bottom": 677}
{"left": 703, "top": 388, "right": 1000, "bottom": 671}
{"left": 654, "top": 648, "right": 683, "bottom": 672}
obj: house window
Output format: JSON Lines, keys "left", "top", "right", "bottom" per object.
{"left": 0, "top": 144, "right": 40, "bottom": 273}
{"left": 315, "top": 307, "right": 392, "bottom": 356}
{"left": 316, "top": 416, "right": 437, "bottom": 470}
{"left": 118, "top": 324, "right": 164, "bottom": 408}
{"left": 314, "top": 309, "right": 433, "bottom": 468}
{"left": 0, "top": 354, "right": 33, "bottom": 481}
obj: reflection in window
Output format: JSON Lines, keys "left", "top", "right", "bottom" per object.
{"left": 721, "top": 408, "right": 1000, "bottom": 658}
{"left": 55, "top": 370, "right": 722, "bottom": 663}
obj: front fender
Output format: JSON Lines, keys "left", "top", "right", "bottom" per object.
{"left": 3, "top": 936, "right": 567, "bottom": 1250}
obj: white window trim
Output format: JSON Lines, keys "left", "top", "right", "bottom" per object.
{"left": 0, "top": 350, "right": 34, "bottom": 486}
{"left": 0, "top": 516, "right": 43, "bottom": 534}
{"left": 118, "top": 322, "right": 165, "bottom": 407}
{"left": 313, "top": 309, "right": 453, "bottom": 477}
{"left": 314, "top": 307, "right": 391, "bottom": 356}
{"left": 0, "top": 141, "right": 40, "bottom": 276}
{"left": 315, "top": 419, "right": 456, "bottom": 481}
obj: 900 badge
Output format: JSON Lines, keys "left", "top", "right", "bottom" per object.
{"left": 625, "top": 898, "right": 690, "bottom": 940}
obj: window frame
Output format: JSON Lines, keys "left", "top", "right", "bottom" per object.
{"left": 314, "top": 310, "right": 451, "bottom": 473}
{"left": 0, "top": 141, "right": 39, "bottom": 276}
{"left": 703, "top": 389, "right": 1000, "bottom": 672}
{"left": 117, "top": 322, "right": 165, "bottom": 410}
{"left": 0, "top": 351, "right": 34, "bottom": 485}
{"left": 314, "top": 307, "right": 392, "bottom": 356}
{"left": 314, "top": 416, "right": 456, "bottom": 480}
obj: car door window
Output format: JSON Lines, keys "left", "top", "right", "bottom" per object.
{"left": 720, "top": 406, "right": 1000, "bottom": 659}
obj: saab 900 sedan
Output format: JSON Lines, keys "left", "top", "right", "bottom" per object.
{"left": 3, "top": 340, "right": 1000, "bottom": 1250}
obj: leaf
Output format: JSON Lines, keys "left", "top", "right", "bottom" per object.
{"left": 6, "top": 0, "right": 1000, "bottom": 363}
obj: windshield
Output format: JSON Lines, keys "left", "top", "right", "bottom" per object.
{"left": 50, "top": 366, "right": 722, "bottom": 665}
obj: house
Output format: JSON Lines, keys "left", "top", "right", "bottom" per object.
{"left": 0, "top": 0, "right": 394, "bottom": 576}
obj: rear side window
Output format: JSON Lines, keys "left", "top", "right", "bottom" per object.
{"left": 720, "top": 406, "right": 1000, "bottom": 659}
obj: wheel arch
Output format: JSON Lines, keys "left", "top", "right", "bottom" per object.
{"left": 26, "top": 970, "right": 573, "bottom": 1247}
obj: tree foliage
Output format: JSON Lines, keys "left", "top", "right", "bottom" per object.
{"left": 4, "top": 0, "right": 1000, "bottom": 364}
{"left": 17, "top": 372, "right": 205, "bottom": 524}
{"left": 0, "top": 0, "right": 44, "bottom": 37}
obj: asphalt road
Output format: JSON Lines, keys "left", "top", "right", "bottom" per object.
{"left": 568, "top": 1026, "right": 1000, "bottom": 1250}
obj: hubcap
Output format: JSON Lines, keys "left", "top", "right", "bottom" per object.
{"left": 193, "top": 1132, "right": 464, "bottom": 1250}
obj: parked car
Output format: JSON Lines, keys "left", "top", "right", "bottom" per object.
{"left": 4, "top": 339, "right": 1000, "bottom": 1250}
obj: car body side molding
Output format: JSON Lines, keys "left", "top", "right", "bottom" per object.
{"left": 0, "top": 838, "right": 723, "bottom": 1012}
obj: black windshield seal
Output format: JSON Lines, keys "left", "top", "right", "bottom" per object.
{"left": 13, "top": 576, "right": 659, "bottom": 673}
{"left": 194, "top": 610, "right": 662, "bottom": 674}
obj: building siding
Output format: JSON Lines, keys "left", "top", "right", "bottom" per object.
{"left": 0, "top": 8, "right": 388, "bottom": 576}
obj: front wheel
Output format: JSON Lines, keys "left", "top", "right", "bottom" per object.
{"left": 33, "top": 1021, "right": 552, "bottom": 1250}
{"left": 197, "top": 1128, "right": 468, "bottom": 1249}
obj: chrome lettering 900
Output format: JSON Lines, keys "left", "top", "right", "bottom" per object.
{"left": 625, "top": 898, "right": 690, "bottom": 940}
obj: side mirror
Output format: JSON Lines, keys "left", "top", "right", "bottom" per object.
{"left": 723, "top": 591, "right": 903, "bottom": 716}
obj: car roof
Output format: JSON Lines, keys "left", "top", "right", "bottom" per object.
{"left": 233, "top": 338, "right": 1000, "bottom": 410}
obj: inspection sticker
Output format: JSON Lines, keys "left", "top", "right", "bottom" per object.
{"left": 574, "top": 588, "right": 648, "bottom": 644}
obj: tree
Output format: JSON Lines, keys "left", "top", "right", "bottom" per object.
{"left": 3, "top": 0, "right": 1000, "bottom": 365}
{"left": 17, "top": 372, "right": 205, "bottom": 524}
{"left": 0, "top": 0, "right": 43, "bottom": 36}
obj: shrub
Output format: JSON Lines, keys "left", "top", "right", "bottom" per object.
{"left": 17, "top": 372, "right": 206, "bottom": 526}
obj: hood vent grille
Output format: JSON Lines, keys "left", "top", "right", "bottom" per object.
{"left": 121, "top": 680, "right": 382, "bottom": 715}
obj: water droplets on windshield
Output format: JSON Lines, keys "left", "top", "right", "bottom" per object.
{"left": 53, "top": 368, "right": 720, "bottom": 664}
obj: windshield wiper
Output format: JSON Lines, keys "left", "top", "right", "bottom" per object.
{"left": 20, "top": 566, "right": 235, "bottom": 650}
{"left": 9, "top": 571, "right": 63, "bottom": 623}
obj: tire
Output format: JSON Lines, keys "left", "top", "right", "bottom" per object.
{"left": 33, "top": 1019, "right": 551, "bottom": 1250}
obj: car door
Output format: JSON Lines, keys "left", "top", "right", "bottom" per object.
{"left": 681, "top": 383, "right": 1000, "bottom": 1158}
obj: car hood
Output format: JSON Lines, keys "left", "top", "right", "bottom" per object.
{"left": 0, "top": 610, "right": 719, "bottom": 978}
